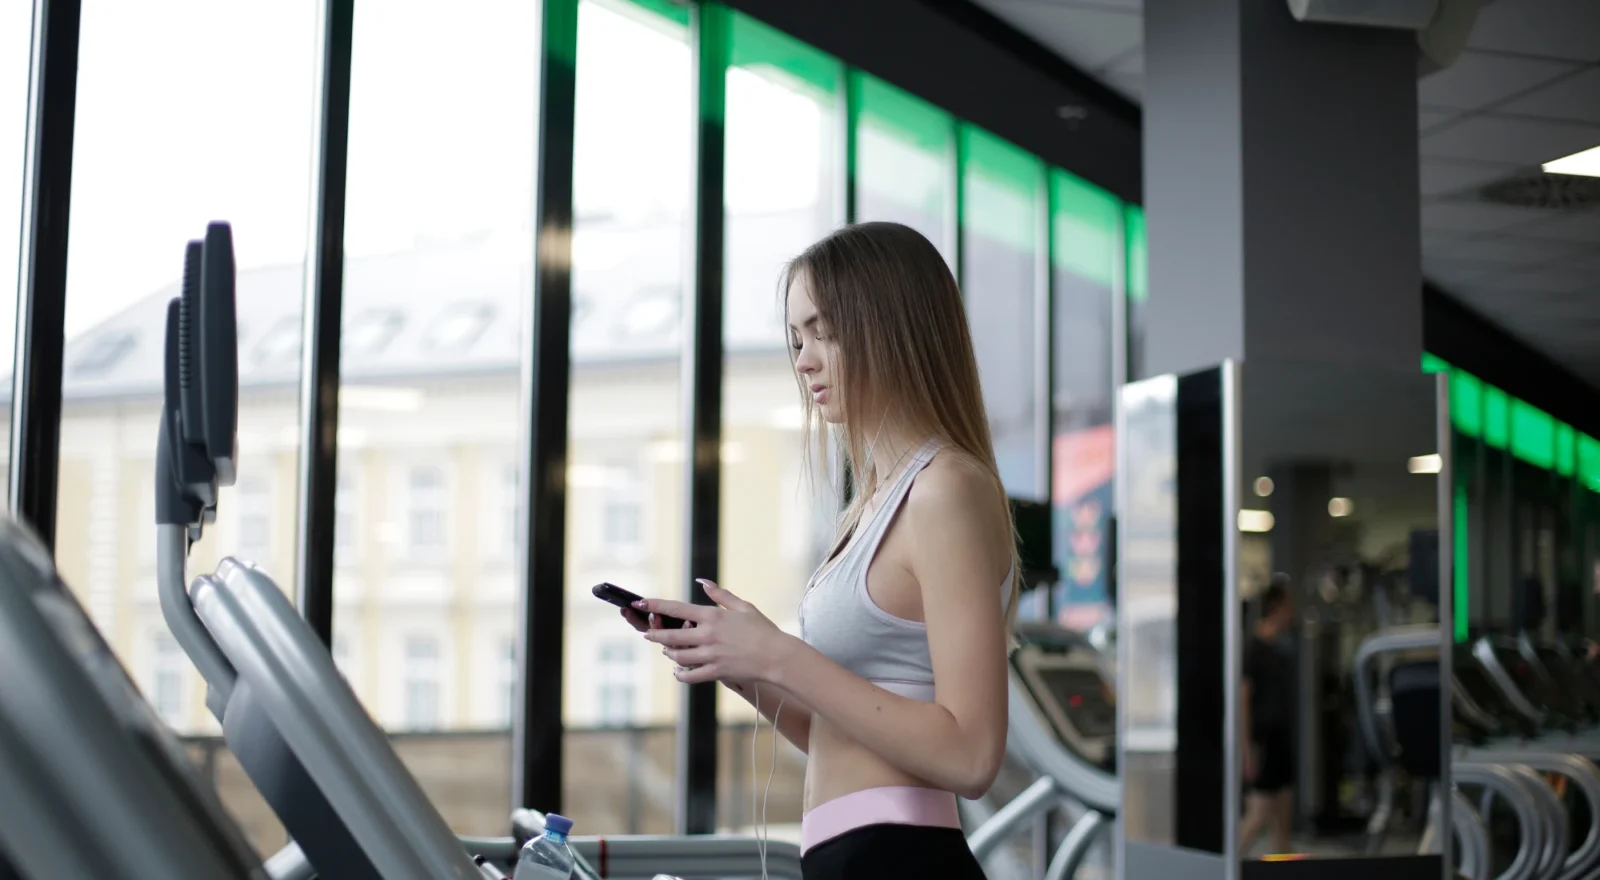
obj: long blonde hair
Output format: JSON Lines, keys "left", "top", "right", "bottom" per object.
{"left": 781, "top": 221, "right": 1021, "bottom": 626}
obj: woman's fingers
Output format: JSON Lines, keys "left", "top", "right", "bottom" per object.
{"left": 620, "top": 607, "right": 649, "bottom": 633}
{"left": 644, "top": 626, "right": 704, "bottom": 648}
{"left": 633, "top": 597, "right": 711, "bottom": 624}
{"left": 697, "top": 578, "right": 752, "bottom": 611}
{"left": 664, "top": 646, "right": 715, "bottom": 667}
{"left": 674, "top": 664, "right": 718, "bottom": 685}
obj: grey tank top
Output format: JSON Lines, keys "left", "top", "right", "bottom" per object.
{"left": 798, "top": 440, "right": 1013, "bottom": 703}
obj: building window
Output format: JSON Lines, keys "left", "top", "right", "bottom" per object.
{"left": 332, "top": 634, "right": 353, "bottom": 683}
{"left": 601, "top": 461, "right": 643, "bottom": 557}
{"left": 595, "top": 640, "right": 635, "bottom": 728}
{"left": 335, "top": 466, "right": 358, "bottom": 566}
{"left": 237, "top": 476, "right": 271, "bottom": 562}
{"left": 403, "top": 635, "right": 442, "bottom": 731}
{"left": 408, "top": 465, "right": 447, "bottom": 557}
{"left": 502, "top": 463, "right": 520, "bottom": 560}
{"left": 151, "top": 633, "right": 185, "bottom": 727}
{"left": 500, "top": 636, "right": 518, "bottom": 728}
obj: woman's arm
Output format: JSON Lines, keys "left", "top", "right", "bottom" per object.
{"left": 636, "top": 463, "right": 1011, "bottom": 799}
{"left": 760, "top": 465, "right": 1011, "bottom": 799}
{"left": 723, "top": 680, "right": 813, "bottom": 753}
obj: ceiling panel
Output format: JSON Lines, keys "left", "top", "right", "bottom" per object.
{"left": 983, "top": 1, "right": 1141, "bottom": 70}
{"left": 1419, "top": 156, "right": 1522, "bottom": 196}
{"left": 969, "top": 0, "right": 1600, "bottom": 386}
{"left": 1422, "top": 114, "right": 1600, "bottom": 165}
{"left": 1469, "top": 0, "right": 1600, "bottom": 63}
{"left": 1498, "top": 67, "right": 1600, "bottom": 125}
{"left": 1419, "top": 107, "right": 1464, "bottom": 131}
{"left": 1421, "top": 200, "right": 1554, "bottom": 233}
{"left": 1490, "top": 263, "right": 1598, "bottom": 294}
{"left": 1418, "top": 50, "right": 1580, "bottom": 108}
{"left": 1425, "top": 233, "right": 1588, "bottom": 262}
{"left": 1510, "top": 210, "right": 1600, "bottom": 242}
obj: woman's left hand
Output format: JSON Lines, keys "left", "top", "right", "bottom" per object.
{"left": 634, "top": 580, "right": 795, "bottom": 685}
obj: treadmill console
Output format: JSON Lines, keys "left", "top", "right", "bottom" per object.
{"left": 1013, "top": 648, "right": 1116, "bottom": 769}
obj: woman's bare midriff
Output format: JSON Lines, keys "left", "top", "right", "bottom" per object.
{"left": 804, "top": 713, "right": 938, "bottom": 812}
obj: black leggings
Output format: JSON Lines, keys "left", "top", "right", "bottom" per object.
{"left": 801, "top": 823, "right": 985, "bottom": 879}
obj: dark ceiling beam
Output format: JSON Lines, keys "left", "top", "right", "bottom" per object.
{"left": 1423, "top": 282, "right": 1600, "bottom": 438}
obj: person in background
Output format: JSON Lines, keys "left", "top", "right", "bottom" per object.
{"left": 1240, "top": 578, "right": 1297, "bottom": 857}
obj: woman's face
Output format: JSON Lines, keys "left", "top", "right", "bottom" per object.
{"left": 786, "top": 275, "right": 843, "bottom": 424}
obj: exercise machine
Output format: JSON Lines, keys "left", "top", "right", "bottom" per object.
{"left": 156, "top": 222, "right": 795, "bottom": 879}
{"left": 966, "top": 620, "right": 1119, "bottom": 880}
{"left": 0, "top": 517, "right": 269, "bottom": 880}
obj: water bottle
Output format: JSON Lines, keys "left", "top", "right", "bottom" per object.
{"left": 513, "top": 814, "right": 575, "bottom": 880}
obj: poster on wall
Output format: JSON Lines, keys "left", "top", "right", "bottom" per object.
{"left": 1053, "top": 423, "right": 1115, "bottom": 631}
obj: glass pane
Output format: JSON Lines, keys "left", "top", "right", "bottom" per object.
{"left": 563, "top": 0, "right": 691, "bottom": 835}
{"left": 851, "top": 71, "right": 954, "bottom": 265}
{"left": 1236, "top": 363, "right": 1442, "bottom": 865}
{"left": 718, "top": 9, "right": 838, "bottom": 838}
{"left": 58, "top": 0, "right": 318, "bottom": 847}
{"left": 960, "top": 125, "right": 1041, "bottom": 502}
{"left": 0, "top": 2, "right": 29, "bottom": 486}
{"left": 1050, "top": 170, "right": 1120, "bottom": 631}
{"left": 331, "top": 0, "right": 539, "bottom": 835}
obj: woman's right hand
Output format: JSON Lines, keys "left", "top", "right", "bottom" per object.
{"left": 620, "top": 607, "right": 679, "bottom": 634}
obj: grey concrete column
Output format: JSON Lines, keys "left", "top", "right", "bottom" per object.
{"left": 1143, "top": 0, "right": 1422, "bottom": 377}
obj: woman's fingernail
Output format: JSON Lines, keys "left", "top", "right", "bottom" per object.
{"left": 632, "top": 600, "right": 646, "bottom": 609}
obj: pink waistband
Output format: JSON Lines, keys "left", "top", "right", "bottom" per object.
{"left": 800, "top": 786, "right": 962, "bottom": 854}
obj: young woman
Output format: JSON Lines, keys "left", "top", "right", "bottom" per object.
{"left": 622, "top": 221, "right": 1017, "bottom": 878}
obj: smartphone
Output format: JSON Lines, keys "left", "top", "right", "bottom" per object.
{"left": 592, "top": 582, "right": 688, "bottom": 629}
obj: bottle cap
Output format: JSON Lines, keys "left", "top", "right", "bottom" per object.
{"left": 544, "top": 814, "right": 573, "bottom": 835}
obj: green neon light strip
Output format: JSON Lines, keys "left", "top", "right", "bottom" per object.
{"left": 1511, "top": 398, "right": 1555, "bottom": 469}
{"left": 1449, "top": 370, "right": 1482, "bottom": 439}
{"left": 1421, "top": 352, "right": 1450, "bottom": 374}
{"left": 1483, "top": 386, "right": 1509, "bottom": 450}
{"left": 1125, "top": 205, "right": 1147, "bottom": 303}
{"left": 728, "top": 8, "right": 838, "bottom": 97}
{"left": 853, "top": 72, "right": 952, "bottom": 155}
{"left": 621, "top": 0, "right": 689, "bottom": 26}
{"left": 1557, "top": 423, "right": 1576, "bottom": 477}
{"left": 1051, "top": 169, "right": 1121, "bottom": 288}
{"left": 1581, "top": 434, "right": 1600, "bottom": 492}
{"left": 960, "top": 125, "right": 1040, "bottom": 255}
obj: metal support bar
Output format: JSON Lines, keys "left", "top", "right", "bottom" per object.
{"left": 967, "top": 775, "right": 1059, "bottom": 862}
{"left": 677, "top": 0, "right": 730, "bottom": 836}
{"left": 513, "top": 0, "right": 579, "bottom": 814}
{"left": 293, "top": 0, "right": 354, "bottom": 649}
{"left": 10, "top": 0, "right": 81, "bottom": 547}
{"left": 1044, "top": 811, "right": 1107, "bottom": 880}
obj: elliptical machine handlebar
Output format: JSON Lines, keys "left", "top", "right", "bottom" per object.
{"left": 154, "top": 222, "right": 242, "bottom": 719}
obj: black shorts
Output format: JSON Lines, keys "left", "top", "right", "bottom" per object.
{"left": 801, "top": 823, "right": 985, "bottom": 879}
{"left": 1251, "top": 728, "right": 1295, "bottom": 793}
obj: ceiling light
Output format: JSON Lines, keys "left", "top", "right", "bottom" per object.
{"left": 1408, "top": 454, "right": 1443, "bottom": 474}
{"left": 1238, "top": 510, "right": 1275, "bottom": 533}
{"left": 1328, "top": 497, "right": 1353, "bottom": 518}
{"left": 1543, "top": 145, "right": 1600, "bottom": 178}
{"left": 1254, "top": 477, "right": 1274, "bottom": 497}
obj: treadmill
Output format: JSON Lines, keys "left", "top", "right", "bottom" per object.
{"left": 156, "top": 223, "right": 796, "bottom": 880}
{"left": 0, "top": 517, "right": 268, "bottom": 880}
{"left": 1355, "top": 628, "right": 1600, "bottom": 880}
{"left": 967, "top": 620, "right": 1119, "bottom": 880}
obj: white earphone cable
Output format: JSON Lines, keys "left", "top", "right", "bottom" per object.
{"left": 751, "top": 684, "right": 785, "bottom": 880}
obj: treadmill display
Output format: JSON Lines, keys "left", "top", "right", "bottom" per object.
{"left": 1038, "top": 667, "right": 1116, "bottom": 738}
